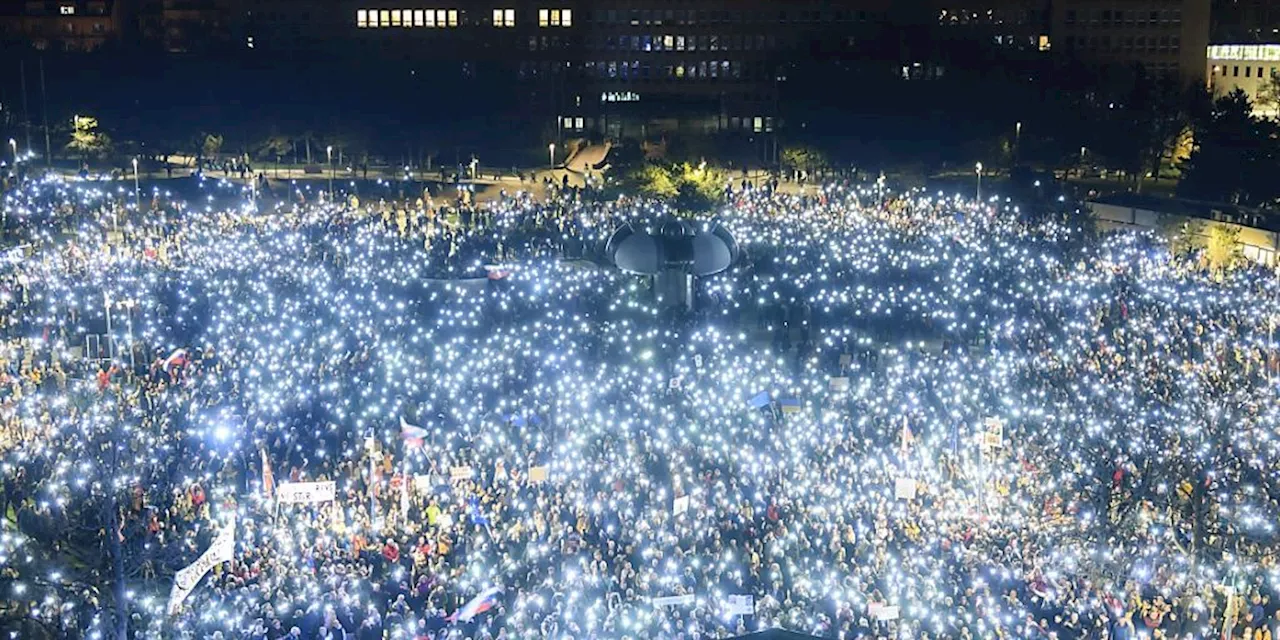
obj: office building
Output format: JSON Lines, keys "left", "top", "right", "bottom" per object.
{"left": 0, "top": 0, "right": 123, "bottom": 52}
{"left": 1051, "top": 0, "right": 1212, "bottom": 82}
{"left": 1207, "top": 43, "right": 1280, "bottom": 115}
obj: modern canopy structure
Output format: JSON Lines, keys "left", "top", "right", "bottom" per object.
{"left": 604, "top": 218, "right": 738, "bottom": 311}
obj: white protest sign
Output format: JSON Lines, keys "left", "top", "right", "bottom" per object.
{"left": 894, "top": 478, "right": 918, "bottom": 501}
{"left": 874, "top": 605, "right": 901, "bottom": 621}
{"left": 673, "top": 495, "right": 691, "bottom": 516}
{"left": 651, "top": 594, "right": 696, "bottom": 607}
{"left": 528, "top": 465, "right": 549, "bottom": 483}
{"left": 450, "top": 465, "right": 475, "bottom": 481}
{"left": 724, "top": 594, "right": 755, "bottom": 617}
{"left": 168, "top": 518, "right": 235, "bottom": 614}
{"left": 830, "top": 376, "right": 850, "bottom": 392}
{"left": 275, "top": 481, "right": 336, "bottom": 504}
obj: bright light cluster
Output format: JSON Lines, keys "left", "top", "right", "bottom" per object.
{"left": 0, "top": 174, "right": 1277, "bottom": 640}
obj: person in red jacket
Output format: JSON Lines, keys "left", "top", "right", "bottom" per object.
{"left": 382, "top": 538, "right": 400, "bottom": 564}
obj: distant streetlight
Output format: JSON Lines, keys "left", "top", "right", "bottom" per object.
{"left": 549, "top": 143, "right": 556, "bottom": 170}
{"left": 975, "top": 162, "right": 983, "bottom": 202}
{"left": 1014, "top": 121, "right": 1022, "bottom": 164}
{"left": 132, "top": 157, "right": 140, "bottom": 208}
{"left": 326, "top": 145, "right": 334, "bottom": 199}
{"left": 7, "top": 139, "right": 15, "bottom": 163}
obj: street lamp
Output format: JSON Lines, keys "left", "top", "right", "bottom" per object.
{"left": 1014, "top": 121, "right": 1022, "bottom": 164}
{"left": 132, "top": 157, "right": 140, "bottom": 208}
{"left": 326, "top": 145, "right": 334, "bottom": 199}
{"left": 549, "top": 143, "right": 556, "bottom": 170}
{"left": 7, "top": 139, "right": 15, "bottom": 164}
{"left": 975, "top": 162, "right": 983, "bottom": 203}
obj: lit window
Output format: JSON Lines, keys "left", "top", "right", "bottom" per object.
{"left": 447, "top": 10, "right": 457, "bottom": 26}
{"left": 380, "top": 10, "right": 390, "bottom": 27}
{"left": 357, "top": 9, "right": 368, "bottom": 27}
{"left": 404, "top": 9, "right": 414, "bottom": 27}
{"left": 414, "top": 10, "right": 424, "bottom": 26}
{"left": 540, "top": 8, "right": 570, "bottom": 26}
{"left": 435, "top": 10, "right": 445, "bottom": 26}
{"left": 59, "top": 5, "right": 75, "bottom": 15}
{"left": 247, "top": 36, "right": 255, "bottom": 48}
{"left": 753, "top": 116, "right": 764, "bottom": 133}
{"left": 390, "top": 9, "right": 401, "bottom": 26}
{"left": 424, "top": 10, "right": 435, "bottom": 27}
{"left": 1038, "top": 34, "right": 1050, "bottom": 51}
{"left": 493, "top": 8, "right": 515, "bottom": 26}
{"left": 575, "top": 117, "right": 584, "bottom": 129}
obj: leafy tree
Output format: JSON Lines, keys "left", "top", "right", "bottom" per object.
{"left": 254, "top": 133, "right": 292, "bottom": 162}
{"left": 1204, "top": 222, "right": 1243, "bottom": 272}
{"left": 673, "top": 162, "right": 726, "bottom": 212}
{"left": 1179, "top": 89, "right": 1280, "bottom": 205}
{"left": 631, "top": 164, "right": 678, "bottom": 199}
{"left": 1158, "top": 217, "right": 1205, "bottom": 256}
{"left": 780, "top": 145, "right": 829, "bottom": 177}
{"left": 1254, "top": 72, "right": 1280, "bottom": 117}
{"left": 66, "top": 116, "right": 113, "bottom": 160}
{"left": 200, "top": 133, "right": 224, "bottom": 160}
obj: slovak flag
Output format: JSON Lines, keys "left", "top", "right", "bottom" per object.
{"left": 400, "top": 417, "right": 428, "bottom": 448}
{"left": 447, "top": 586, "right": 502, "bottom": 623}
{"left": 162, "top": 348, "right": 188, "bottom": 372}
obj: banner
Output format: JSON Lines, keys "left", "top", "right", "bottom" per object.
{"left": 982, "top": 417, "right": 1004, "bottom": 449}
{"left": 276, "top": 481, "right": 336, "bottom": 504}
{"left": 451, "top": 465, "right": 475, "bottom": 481}
{"left": 652, "top": 594, "right": 696, "bottom": 607}
{"left": 673, "top": 495, "right": 691, "bottom": 516}
{"left": 895, "top": 478, "right": 918, "bottom": 501}
{"left": 168, "top": 518, "right": 235, "bottom": 614}
{"left": 724, "top": 594, "right": 755, "bottom": 617}
{"left": 528, "top": 465, "right": 549, "bottom": 483}
{"left": 829, "top": 377, "right": 849, "bottom": 392}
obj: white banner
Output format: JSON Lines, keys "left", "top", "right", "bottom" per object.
{"left": 895, "top": 478, "right": 918, "bottom": 501}
{"left": 168, "top": 518, "right": 235, "bottom": 614}
{"left": 673, "top": 495, "right": 691, "bottom": 516}
{"left": 451, "top": 465, "right": 475, "bottom": 481}
{"left": 724, "top": 594, "right": 755, "bottom": 617}
{"left": 652, "top": 594, "right": 696, "bottom": 607}
{"left": 276, "top": 481, "right": 336, "bottom": 504}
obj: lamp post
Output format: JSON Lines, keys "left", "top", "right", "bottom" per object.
{"left": 549, "top": 143, "right": 556, "bottom": 170}
{"left": 326, "top": 145, "right": 334, "bottom": 199}
{"left": 121, "top": 299, "right": 136, "bottom": 370}
{"left": 7, "top": 138, "right": 15, "bottom": 164}
{"left": 1014, "top": 121, "right": 1022, "bottom": 165}
{"left": 132, "top": 157, "right": 140, "bottom": 209}
{"left": 975, "top": 162, "right": 983, "bottom": 203}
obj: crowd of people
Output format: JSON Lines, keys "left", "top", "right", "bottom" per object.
{"left": 0, "top": 172, "right": 1278, "bottom": 640}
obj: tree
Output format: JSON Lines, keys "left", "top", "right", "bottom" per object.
{"left": 1254, "top": 72, "right": 1280, "bottom": 117}
{"left": 1204, "top": 222, "right": 1243, "bottom": 272}
{"left": 200, "top": 133, "right": 224, "bottom": 160}
{"left": 630, "top": 164, "right": 678, "bottom": 199}
{"left": 254, "top": 133, "right": 292, "bottom": 162}
{"left": 1158, "top": 217, "right": 1205, "bottom": 256}
{"left": 1178, "top": 88, "right": 1280, "bottom": 205}
{"left": 65, "top": 116, "right": 113, "bottom": 160}
{"left": 780, "top": 145, "right": 829, "bottom": 178}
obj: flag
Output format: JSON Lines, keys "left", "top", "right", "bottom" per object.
{"left": 447, "top": 586, "right": 502, "bottom": 622}
{"left": 400, "top": 417, "right": 428, "bottom": 448}
{"left": 900, "top": 421, "right": 914, "bottom": 452}
{"left": 261, "top": 448, "right": 275, "bottom": 500}
{"left": 748, "top": 391, "right": 770, "bottom": 409}
{"left": 468, "top": 496, "right": 491, "bottom": 529}
{"left": 778, "top": 397, "right": 801, "bottom": 414}
{"left": 399, "top": 465, "right": 410, "bottom": 517}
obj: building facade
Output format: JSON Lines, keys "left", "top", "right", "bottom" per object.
{"left": 1050, "top": 0, "right": 1212, "bottom": 82}
{"left": 0, "top": 0, "right": 122, "bottom": 52}
{"left": 1207, "top": 43, "right": 1280, "bottom": 115}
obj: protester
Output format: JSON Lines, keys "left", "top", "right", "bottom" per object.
{"left": 0, "top": 174, "right": 1276, "bottom": 640}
